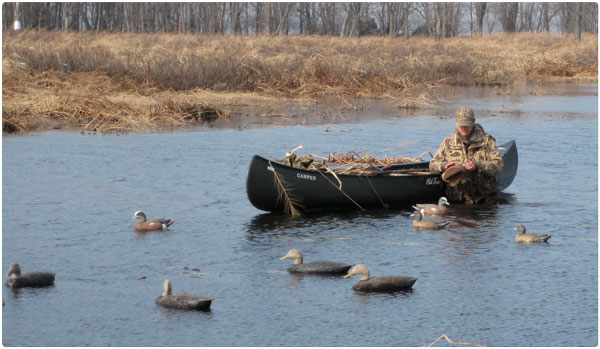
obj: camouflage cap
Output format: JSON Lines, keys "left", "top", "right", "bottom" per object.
{"left": 455, "top": 106, "right": 475, "bottom": 126}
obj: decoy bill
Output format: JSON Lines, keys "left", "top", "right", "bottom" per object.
{"left": 514, "top": 223, "right": 551, "bottom": 243}
{"left": 5, "top": 263, "right": 55, "bottom": 288}
{"left": 343, "top": 264, "right": 417, "bottom": 293}
{"left": 155, "top": 279, "right": 212, "bottom": 311}
{"left": 133, "top": 211, "right": 174, "bottom": 232}
{"left": 280, "top": 248, "right": 352, "bottom": 275}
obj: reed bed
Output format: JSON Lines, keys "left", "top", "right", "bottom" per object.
{"left": 282, "top": 148, "right": 430, "bottom": 176}
{"left": 3, "top": 31, "right": 597, "bottom": 133}
{"left": 318, "top": 149, "right": 423, "bottom": 166}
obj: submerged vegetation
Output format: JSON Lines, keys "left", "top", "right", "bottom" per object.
{"left": 2, "top": 31, "right": 597, "bottom": 133}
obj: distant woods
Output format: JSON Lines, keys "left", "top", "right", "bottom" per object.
{"left": 3, "top": 2, "right": 598, "bottom": 39}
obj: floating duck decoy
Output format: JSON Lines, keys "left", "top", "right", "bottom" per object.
{"left": 343, "top": 264, "right": 417, "bottom": 292}
{"left": 5, "top": 263, "right": 55, "bottom": 288}
{"left": 411, "top": 209, "right": 449, "bottom": 230}
{"left": 412, "top": 197, "right": 450, "bottom": 216}
{"left": 514, "top": 223, "right": 550, "bottom": 243}
{"left": 155, "top": 279, "right": 212, "bottom": 311}
{"left": 133, "top": 211, "right": 174, "bottom": 232}
{"left": 280, "top": 248, "right": 352, "bottom": 275}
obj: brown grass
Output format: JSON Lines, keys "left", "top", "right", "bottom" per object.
{"left": 2, "top": 31, "right": 597, "bottom": 133}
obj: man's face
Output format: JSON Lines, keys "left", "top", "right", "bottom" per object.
{"left": 455, "top": 118, "right": 475, "bottom": 136}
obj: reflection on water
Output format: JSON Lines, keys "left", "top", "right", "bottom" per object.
{"left": 2, "top": 85, "right": 597, "bottom": 346}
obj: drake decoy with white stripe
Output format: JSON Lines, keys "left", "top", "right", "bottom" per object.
{"left": 412, "top": 197, "right": 450, "bottom": 216}
{"left": 133, "top": 211, "right": 174, "bottom": 232}
{"left": 280, "top": 249, "right": 352, "bottom": 275}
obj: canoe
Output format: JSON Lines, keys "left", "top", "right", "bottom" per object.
{"left": 246, "top": 140, "right": 518, "bottom": 213}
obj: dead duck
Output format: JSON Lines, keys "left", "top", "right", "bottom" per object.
{"left": 412, "top": 197, "right": 450, "bottom": 216}
{"left": 411, "top": 209, "right": 449, "bottom": 230}
{"left": 280, "top": 248, "right": 352, "bottom": 275}
{"left": 343, "top": 264, "right": 417, "bottom": 292}
{"left": 514, "top": 224, "right": 550, "bottom": 243}
{"left": 133, "top": 211, "right": 174, "bottom": 232}
{"left": 155, "top": 279, "right": 212, "bottom": 311}
{"left": 5, "top": 263, "right": 55, "bottom": 288}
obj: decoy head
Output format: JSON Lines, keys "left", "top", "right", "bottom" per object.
{"left": 133, "top": 211, "right": 147, "bottom": 222}
{"left": 514, "top": 223, "right": 527, "bottom": 235}
{"left": 344, "top": 264, "right": 370, "bottom": 281}
{"left": 438, "top": 197, "right": 450, "bottom": 206}
{"left": 410, "top": 210, "right": 423, "bottom": 221}
{"left": 280, "top": 249, "right": 303, "bottom": 264}
{"left": 161, "top": 279, "right": 172, "bottom": 296}
{"left": 6, "top": 263, "right": 21, "bottom": 278}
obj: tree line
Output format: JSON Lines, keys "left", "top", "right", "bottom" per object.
{"left": 3, "top": 2, "right": 597, "bottom": 39}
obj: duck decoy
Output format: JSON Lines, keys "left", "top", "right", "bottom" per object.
{"left": 514, "top": 223, "right": 550, "bottom": 243}
{"left": 343, "top": 264, "right": 417, "bottom": 292}
{"left": 411, "top": 209, "right": 449, "bottom": 230}
{"left": 133, "top": 211, "right": 174, "bottom": 232}
{"left": 155, "top": 279, "right": 212, "bottom": 311}
{"left": 412, "top": 197, "right": 450, "bottom": 216}
{"left": 5, "top": 263, "right": 55, "bottom": 288}
{"left": 280, "top": 248, "right": 352, "bottom": 275}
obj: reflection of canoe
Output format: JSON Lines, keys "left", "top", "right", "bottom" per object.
{"left": 246, "top": 141, "right": 518, "bottom": 213}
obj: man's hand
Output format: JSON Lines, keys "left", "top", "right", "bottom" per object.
{"left": 443, "top": 161, "right": 456, "bottom": 170}
{"left": 463, "top": 159, "right": 476, "bottom": 171}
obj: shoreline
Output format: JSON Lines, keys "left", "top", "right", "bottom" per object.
{"left": 3, "top": 31, "right": 597, "bottom": 134}
{"left": 3, "top": 79, "right": 597, "bottom": 135}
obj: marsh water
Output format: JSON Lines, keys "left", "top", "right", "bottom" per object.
{"left": 2, "top": 83, "right": 597, "bottom": 346}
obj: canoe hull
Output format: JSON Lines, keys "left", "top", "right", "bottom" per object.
{"left": 246, "top": 141, "right": 517, "bottom": 213}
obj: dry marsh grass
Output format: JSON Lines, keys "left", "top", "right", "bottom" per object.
{"left": 2, "top": 31, "right": 597, "bottom": 133}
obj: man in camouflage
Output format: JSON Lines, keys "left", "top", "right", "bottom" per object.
{"left": 429, "top": 107, "right": 503, "bottom": 204}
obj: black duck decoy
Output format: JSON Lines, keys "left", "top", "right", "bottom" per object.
{"left": 343, "top": 264, "right": 417, "bottom": 293}
{"left": 280, "top": 248, "right": 352, "bottom": 275}
{"left": 5, "top": 263, "right": 55, "bottom": 288}
{"left": 155, "top": 279, "right": 212, "bottom": 311}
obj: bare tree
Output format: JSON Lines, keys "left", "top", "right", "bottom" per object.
{"left": 447, "top": 3, "right": 463, "bottom": 37}
{"left": 574, "top": 2, "right": 583, "bottom": 40}
{"left": 383, "top": 2, "right": 407, "bottom": 37}
{"left": 583, "top": 2, "right": 598, "bottom": 34}
{"left": 318, "top": 3, "right": 337, "bottom": 35}
{"left": 519, "top": 2, "right": 537, "bottom": 32}
{"left": 499, "top": 2, "right": 519, "bottom": 32}
{"left": 341, "top": 2, "right": 365, "bottom": 37}
{"left": 433, "top": 2, "right": 447, "bottom": 39}
{"left": 540, "top": 2, "right": 549, "bottom": 32}
{"left": 230, "top": 2, "right": 242, "bottom": 34}
{"left": 475, "top": 2, "right": 486, "bottom": 36}
{"left": 298, "top": 3, "right": 318, "bottom": 35}
{"left": 6, "top": 1, "right": 599, "bottom": 36}
{"left": 403, "top": 2, "right": 411, "bottom": 38}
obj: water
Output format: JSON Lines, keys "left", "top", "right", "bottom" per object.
{"left": 2, "top": 85, "right": 597, "bottom": 347}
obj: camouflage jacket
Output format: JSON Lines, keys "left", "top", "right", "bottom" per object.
{"left": 429, "top": 124, "right": 504, "bottom": 203}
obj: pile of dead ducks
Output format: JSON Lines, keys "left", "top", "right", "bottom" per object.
{"left": 4, "top": 203, "right": 550, "bottom": 311}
